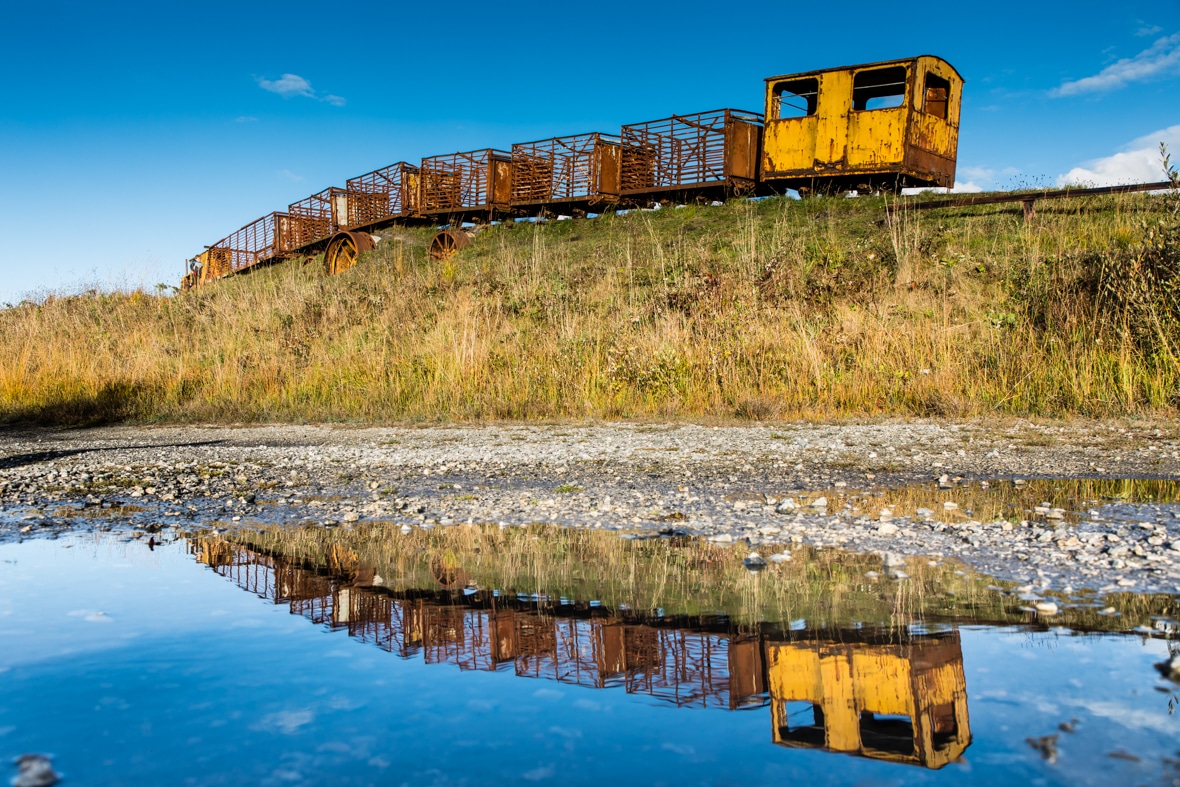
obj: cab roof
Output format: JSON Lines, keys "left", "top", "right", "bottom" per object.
{"left": 764, "top": 55, "right": 963, "bottom": 84}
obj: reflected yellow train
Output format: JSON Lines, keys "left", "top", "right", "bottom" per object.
{"left": 191, "top": 538, "right": 970, "bottom": 768}
{"left": 768, "top": 634, "right": 969, "bottom": 768}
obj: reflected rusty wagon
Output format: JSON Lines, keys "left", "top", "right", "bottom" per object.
{"left": 510, "top": 133, "right": 621, "bottom": 215}
{"left": 620, "top": 109, "right": 763, "bottom": 203}
{"left": 761, "top": 55, "right": 963, "bottom": 193}
{"left": 419, "top": 149, "right": 513, "bottom": 222}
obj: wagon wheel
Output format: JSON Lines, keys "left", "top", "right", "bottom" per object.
{"left": 428, "top": 229, "right": 473, "bottom": 261}
{"left": 324, "top": 231, "right": 375, "bottom": 275}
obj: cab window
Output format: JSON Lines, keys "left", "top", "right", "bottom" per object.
{"left": 924, "top": 72, "right": 951, "bottom": 119}
{"left": 852, "top": 66, "right": 907, "bottom": 111}
{"left": 773, "top": 78, "right": 819, "bottom": 119}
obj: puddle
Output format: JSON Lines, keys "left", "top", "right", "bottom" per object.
{"left": 789, "top": 477, "right": 1180, "bottom": 526}
{"left": 2, "top": 526, "right": 1179, "bottom": 785}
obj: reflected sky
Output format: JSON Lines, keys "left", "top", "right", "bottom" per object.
{"left": 1, "top": 533, "right": 1177, "bottom": 786}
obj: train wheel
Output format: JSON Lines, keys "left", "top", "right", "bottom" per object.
{"left": 324, "top": 231, "right": 375, "bottom": 275}
{"left": 428, "top": 229, "right": 473, "bottom": 261}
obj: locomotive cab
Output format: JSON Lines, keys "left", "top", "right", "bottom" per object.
{"left": 761, "top": 55, "right": 962, "bottom": 193}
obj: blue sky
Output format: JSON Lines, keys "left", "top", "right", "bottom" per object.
{"left": 1, "top": 0, "right": 1177, "bottom": 302}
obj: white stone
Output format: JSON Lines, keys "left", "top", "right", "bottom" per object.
{"left": 775, "top": 499, "right": 798, "bottom": 514}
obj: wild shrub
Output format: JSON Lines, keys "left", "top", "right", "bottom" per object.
{"left": 1090, "top": 145, "right": 1180, "bottom": 368}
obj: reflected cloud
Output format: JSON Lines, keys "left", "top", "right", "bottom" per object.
{"left": 257, "top": 708, "right": 315, "bottom": 735}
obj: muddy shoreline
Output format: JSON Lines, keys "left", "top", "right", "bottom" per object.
{"left": 3, "top": 420, "right": 1179, "bottom": 596}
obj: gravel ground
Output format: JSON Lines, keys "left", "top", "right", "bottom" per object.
{"left": 2, "top": 420, "right": 1179, "bottom": 595}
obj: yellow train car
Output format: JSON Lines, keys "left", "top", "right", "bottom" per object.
{"left": 761, "top": 55, "right": 962, "bottom": 193}
{"left": 766, "top": 632, "right": 970, "bottom": 768}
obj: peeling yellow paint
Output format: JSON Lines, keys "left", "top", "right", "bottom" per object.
{"left": 762, "top": 55, "right": 962, "bottom": 192}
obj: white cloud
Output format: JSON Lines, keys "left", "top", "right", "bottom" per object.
{"left": 1053, "top": 32, "right": 1180, "bottom": 96}
{"left": 234, "top": 115, "right": 258, "bottom": 123}
{"left": 1058, "top": 124, "right": 1180, "bottom": 186}
{"left": 278, "top": 169, "right": 304, "bottom": 183}
{"left": 258, "top": 73, "right": 315, "bottom": 98}
{"left": 1137, "top": 24, "right": 1163, "bottom": 36}
{"left": 951, "top": 181, "right": 984, "bottom": 193}
{"left": 256, "top": 73, "right": 345, "bottom": 106}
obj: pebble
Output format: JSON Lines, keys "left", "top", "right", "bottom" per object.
{"left": 11, "top": 754, "right": 60, "bottom": 787}
{"left": 743, "top": 552, "right": 768, "bottom": 572}
{"left": 1156, "top": 653, "right": 1180, "bottom": 682}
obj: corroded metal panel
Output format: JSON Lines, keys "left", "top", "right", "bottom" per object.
{"left": 420, "top": 149, "right": 512, "bottom": 216}
{"left": 620, "top": 109, "right": 763, "bottom": 197}
{"left": 343, "top": 161, "right": 420, "bottom": 228}
{"left": 284, "top": 188, "right": 344, "bottom": 251}
{"left": 510, "top": 132, "right": 622, "bottom": 208}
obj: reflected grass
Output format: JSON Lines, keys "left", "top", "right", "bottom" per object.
{"left": 821, "top": 477, "right": 1180, "bottom": 525}
{"left": 207, "top": 521, "right": 1179, "bottom": 634}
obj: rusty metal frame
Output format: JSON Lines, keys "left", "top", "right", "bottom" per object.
{"left": 620, "top": 109, "right": 763, "bottom": 199}
{"left": 284, "top": 187, "right": 344, "bottom": 250}
{"left": 206, "top": 211, "right": 287, "bottom": 279}
{"left": 344, "top": 161, "right": 420, "bottom": 229}
{"left": 511, "top": 132, "right": 621, "bottom": 210}
{"left": 419, "top": 149, "right": 512, "bottom": 219}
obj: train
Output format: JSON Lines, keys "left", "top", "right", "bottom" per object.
{"left": 181, "top": 55, "right": 963, "bottom": 290}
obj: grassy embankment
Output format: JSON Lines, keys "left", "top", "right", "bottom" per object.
{"left": 2, "top": 182, "right": 1178, "bottom": 424}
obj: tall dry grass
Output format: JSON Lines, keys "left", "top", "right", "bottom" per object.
{"left": 2, "top": 190, "right": 1178, "bottom": 424}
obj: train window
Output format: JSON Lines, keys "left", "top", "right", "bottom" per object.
{"left": 852, "top": 66, "right": 907, "bottom": 111}
{"left": 859, "top": 711, "right": 915, "bottom": 757}
{"left": 778, "top": 701, "right": 826, "bottom": 746}
{"left": 773, "top": 78, "right": 819, "bottom": 119}
{"left": 924, "top": 73, "right": 951, "bottom": 119}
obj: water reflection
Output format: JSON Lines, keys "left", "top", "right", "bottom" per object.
{"left": 768, "top": 632, "right": 968, "bottom": 768}
{"left": 193, "top": 537, "right": 971, "bottom": 769}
